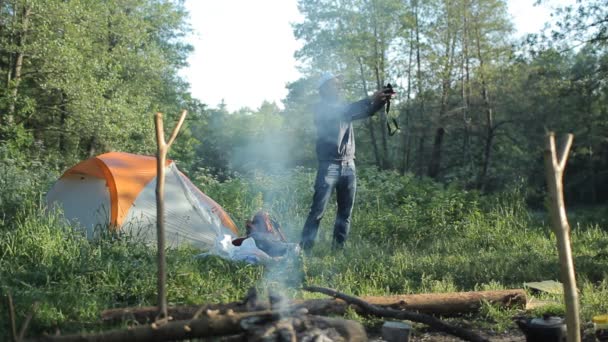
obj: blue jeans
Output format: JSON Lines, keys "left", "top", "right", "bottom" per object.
{"left": 301, "top": 160, "right": 356, "bottom": 250}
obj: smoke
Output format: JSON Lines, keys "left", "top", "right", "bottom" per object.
{"left": 216, "top": 83, "right": 320, "bottom": 305}
{"left": 229, "top": 129, "right": 291, "bottom": 174}
{"left": 225, "top": 105, "right": 311, "bottom": 307}
{"left": 261, "top": 247, "right": 305, "bottom": 314}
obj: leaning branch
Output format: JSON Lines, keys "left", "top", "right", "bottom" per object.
{"left": 304, "top": 286, "right": 488, "bottom": 342}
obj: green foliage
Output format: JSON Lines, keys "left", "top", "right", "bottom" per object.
{"left": 2, "top": 0, "right": 608, "bottom": 338}
{"left": 1, "top": 167, "right": 608, "bottom": 338}
{"left": 0, "top": 130, "right": 59, "bottom": 225}
{"left": 0, "top": 0, "right": 192, "bottom": 163}
{"left": 0, "top": 207, "right": 264, "bottom": 339}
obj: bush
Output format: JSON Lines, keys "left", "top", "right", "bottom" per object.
{"left": 0, "top": 133, "right": 59, "bottom": 229}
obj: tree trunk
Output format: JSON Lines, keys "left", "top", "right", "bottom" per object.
{"left": 87, "top": 135, "right": 98, "bottom": 158}
{"left": 413, "top": 0, "right": 427, "bottom": 176}
{"left": 6, "top": 3, "right": 31, "bottom": 124}
{"left": 427, "top": 10, "right": 456, "bottom": 179}
{"left": 586, "top": 120, "right": 597, "bottom": 203}
{"left": 474, "top": 25, "right": 494, "bottom": 191}
{"left": 479, "top": 123, "right": 494, "bottom": 191}
{"left": 58, "top": 91, "right": 69, "bottom": 153}
{"left": 416, "top": 135, "right": 426, "bottom": 176}
{"left": 371, "top": 1, "right": 390, "bottom": 169}
{"left": 358, "top": 57, "right": 382, "bottom": 168}
{"left": 428, "top": 127, "right": 445, "bottom": 178}
{"left": 401, "top": 34, "right": 415, "bottom": 175}
{"left": 374, "top": 58, "right": 390, "bottom": 170}
{"left": 461, "top": 0, "right": 472, "bottom": 173}
{"left": 0, "top": 0, "right": 9, "bottom": 94}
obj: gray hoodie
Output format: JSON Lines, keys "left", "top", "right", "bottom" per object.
{"left": 313, "top": 97, "right": 384, "bottom": 161}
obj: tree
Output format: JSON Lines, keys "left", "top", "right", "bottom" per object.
{"left": 552, "top": 0, "right": 608, "bottom": 47}
{"left": 294, "top": 0, "right": 405, "bottom": 169}
{"left": 0, "top": 0, "right": 193, "bottom": 167}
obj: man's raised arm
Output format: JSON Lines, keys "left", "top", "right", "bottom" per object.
{"left": 346, "top": 89, "right": 392, "bottom": 120}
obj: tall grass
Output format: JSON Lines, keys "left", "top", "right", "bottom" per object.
{"left": 1, "top": 163, "right": 607, "bottom": 339}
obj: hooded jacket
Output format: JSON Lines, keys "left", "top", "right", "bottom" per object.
{"left": 313, "top": 97, "right": 384, "bottom": 161}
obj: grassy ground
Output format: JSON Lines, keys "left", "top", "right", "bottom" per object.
{"left": 1, "top": 167, "right": 607, "bottom": 339}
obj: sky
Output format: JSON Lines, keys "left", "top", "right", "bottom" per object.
{"left": 181, "top": 0, "right": 575, "bottom": 112}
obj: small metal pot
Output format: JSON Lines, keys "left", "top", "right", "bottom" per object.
{"left": 515, "top": 316, "right": 567, "bottom": 342}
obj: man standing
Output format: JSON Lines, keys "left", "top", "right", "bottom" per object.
{"left": 300, "top": 72, "right": 392, "bottom": 253}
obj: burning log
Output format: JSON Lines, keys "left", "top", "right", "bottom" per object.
{"left": 100, "top": 289, "right": 526, "bottom": 323}
{"left": 240, "top": 312, "right": 367, "bottom": 342}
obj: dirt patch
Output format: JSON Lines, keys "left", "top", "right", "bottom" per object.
{"left": 369, "top": 326, "right": 599, "bottom": 341}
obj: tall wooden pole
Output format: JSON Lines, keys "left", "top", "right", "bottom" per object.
{"left": 543, "top": 132, "right": 580, "bottom": 342}
{"left": 154, "top": 110, "right": 187, "bottom": 319}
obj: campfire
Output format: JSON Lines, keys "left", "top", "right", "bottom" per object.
{"left": 50, "top": 284, "right": 526, "bottom": 342}
{"left": 236, "top": 289, "right": 367, "bottom": 342}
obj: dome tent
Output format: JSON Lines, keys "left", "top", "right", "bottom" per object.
{"left": 46, "top": 152, "right": 239, "bottom": 249}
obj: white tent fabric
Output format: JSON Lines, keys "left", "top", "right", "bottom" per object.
{"left": 46, "top": 174, "right": 111, "bottom": 237}
{"left": 121, "top": 164, "right": 227, "bottom": 249}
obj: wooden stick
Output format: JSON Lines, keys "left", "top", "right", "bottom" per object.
{"left": 165, "top": 110, "right": 187, "bottom": 149}
{"left": 18, "top": 302, "right": 39, "bottom": 341}
{"left": 7, "top": 293, "right": 18, "bottom": 342}
{"left": 304, "top": 286, "right": 488, "bottom": 342}
{"left": 543, "top": 132, "right": 580, "bottom": 342}
{"left": 154, "top": 110, "right": 188, "bottom": 320}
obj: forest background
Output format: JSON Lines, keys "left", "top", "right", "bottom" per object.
{"left": 1, "top": 0, "right": 608, "bottom": 338}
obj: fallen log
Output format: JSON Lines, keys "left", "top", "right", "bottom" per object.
{"left": 28, "top": 309, "right": 368, "bottom": 342}
{"left": 101, "top": 302, "right": 248, "bottom": 324}
{"left": 303, "top": 288, "right": 527, "bottom": 316}
{"left": 101, "top": 289, "right": 526, "bottom": 323}
{"left": 29, "top": 310, "right": 276, "bottom": 342}
{"left": 305, "top": 286, "right": 488, "bottom": 342}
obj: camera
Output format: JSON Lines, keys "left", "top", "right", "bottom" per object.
{"left": 383, "top": 83, "right": 396, "bottom": 95}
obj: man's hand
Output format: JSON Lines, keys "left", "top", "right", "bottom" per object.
{"left": 371, "top": 88, "right": 393, "bottom": 104}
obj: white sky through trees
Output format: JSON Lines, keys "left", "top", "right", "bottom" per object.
{"left": 181, "top": 0, "right": 575, "bottom": 112}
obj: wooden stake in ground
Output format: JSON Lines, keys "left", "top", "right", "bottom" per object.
{"left": 543, "top": 132, "right": 580, "bottom": 342}
{"left": 154, "top": 110, "right": 188, "bottom": 319}
{"left": 6, "top": 293, "right": 17, "bottom": 342}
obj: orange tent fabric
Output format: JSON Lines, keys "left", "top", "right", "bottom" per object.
{"left": 47, "top": 152, "right": 239, "bottom": 248}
